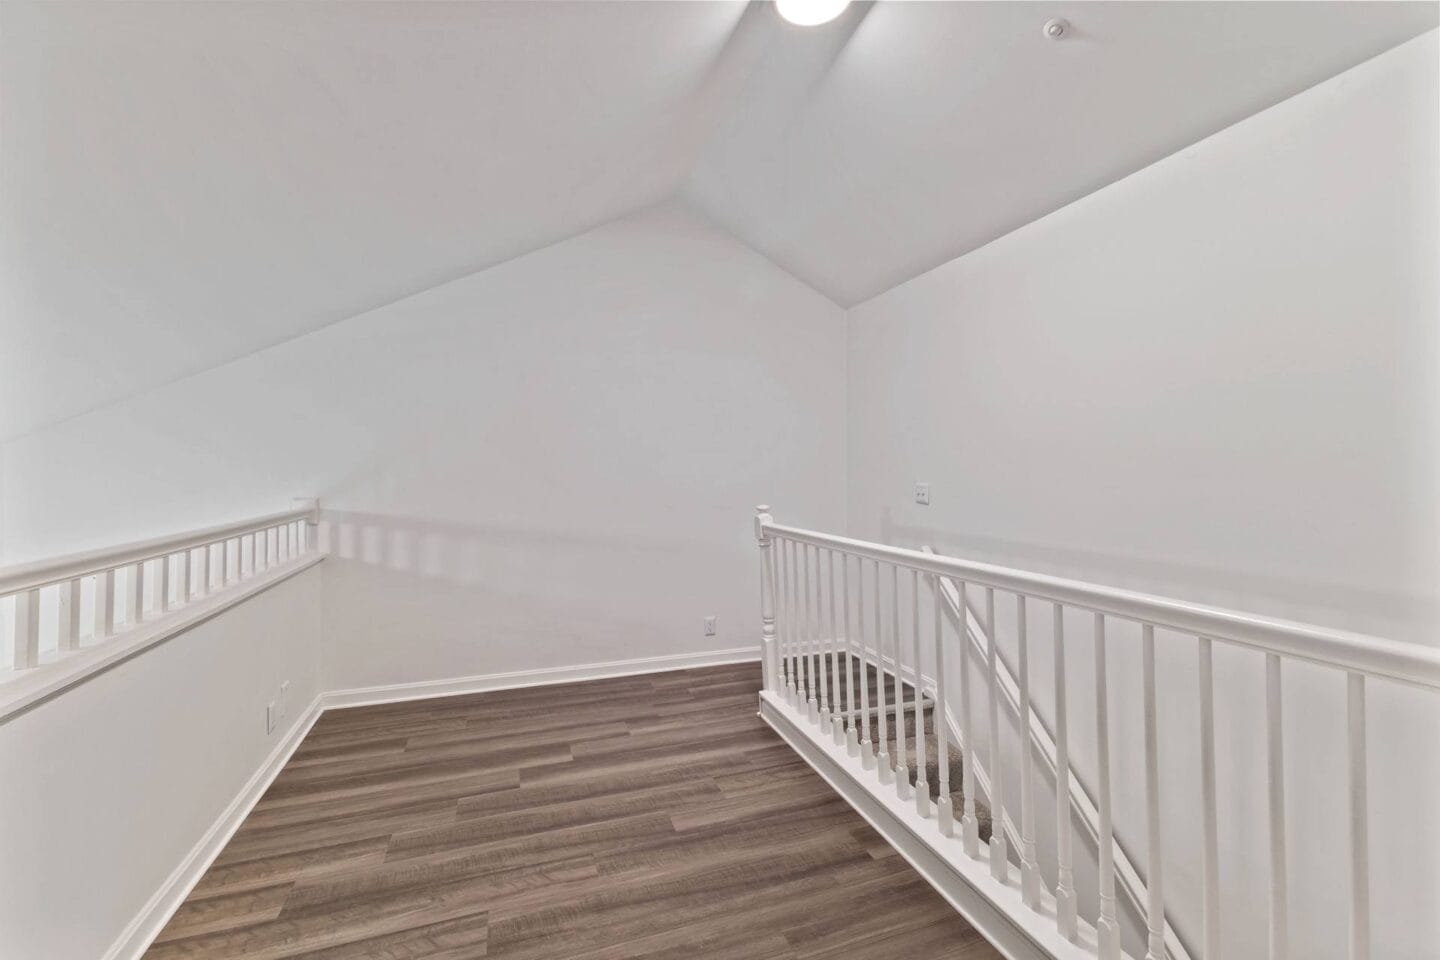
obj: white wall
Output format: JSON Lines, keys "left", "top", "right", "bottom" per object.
{"left": 847, "top": 31, "right": 1439, "bottom": 960}
{"left": 0, "top": 566, "right": 323, "bottom": 960}
{"left": 0, "top": 201, "right": 847, "bottom": 686}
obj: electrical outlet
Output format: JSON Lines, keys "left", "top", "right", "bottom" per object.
{"left": 704, "top": 616, "right": 718, "bottom": 637}
{"left": 914, "top": 482, "right": 931, "bottom": 506}
{"left": 266, "top": 700, "right": 277, "bottom": 734}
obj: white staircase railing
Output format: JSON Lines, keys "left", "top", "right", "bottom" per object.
{"left": 1, "top": 505, "right": 319, "bottom": 719}
{"left": 753, "top": 506, "right": 1440, "bottom": 960}
{"left": 924, "top": 545, "right": 1190, "bottom": 960}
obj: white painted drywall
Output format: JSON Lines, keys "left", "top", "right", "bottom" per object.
{"left": 847, "top": 32, "right": 1439, "bottom": 960}
{"left": 0, "top": 201, "right": 847, "bottom": 687}
{"left": 0, "top": 566, "right": 323, "bottom": 960}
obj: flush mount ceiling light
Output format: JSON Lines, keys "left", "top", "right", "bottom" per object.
{"left": 775, "top": 0, "right": 850, "bottom": 27}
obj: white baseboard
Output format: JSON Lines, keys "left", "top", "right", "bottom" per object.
{"left": 101, "top": 694, "right": 325, "bottom": 960}
{"left": 103, "top": 645, "right": 759, "bottom": 959}
{"left": 321, "top": 646, "right": 760, "bottom": 710}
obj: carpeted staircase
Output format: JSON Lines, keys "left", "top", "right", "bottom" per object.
{"left": 794, "top": 657, "right": 994, "bottom": 843}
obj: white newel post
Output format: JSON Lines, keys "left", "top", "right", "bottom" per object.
{"left": 755, "top": 506, "right": 777, "bottom": 694}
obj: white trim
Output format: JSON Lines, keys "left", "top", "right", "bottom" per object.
{"left": 100, "top": 694, "right": 325, "bottom": 960}
{"left": 760, "top": 691, "right": 1110, "bottom": 960}
{"left": 0, "top": 554, "right": 326, "bottom": 722}
{"left": 322, "top": 646, "right": 761, "bottom": 710}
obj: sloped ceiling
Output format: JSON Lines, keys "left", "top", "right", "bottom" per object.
{"left": 3, "top": 1, "right": 1436, "bottom": 440}
{"left": 0, "top": 0, "right": 747, "bottom": 439}
{"left": 683, "top": 1, "right": 1440, "bottom": 306}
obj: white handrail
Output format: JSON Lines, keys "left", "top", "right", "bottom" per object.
{"left": 0, "top": 506, "right": 315, "bottom": 596}
{"left": 761, "top": 520, "right": 1440, "bottom": 690}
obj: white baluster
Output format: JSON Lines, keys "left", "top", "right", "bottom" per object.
{"left": 986, "top": 586, "right": 1007, "bottom": 882}
{"left": 755, "top": 507, "right": 777, "bottom": 694}
{"left": 255, "top": 532, "right": 266, "bottom": 574}
{"left": 829, "top": 550, "right": 844, "bottom": 744}
{"left": 933, "top": 574, "right": 952, "bottom": 836}
{"left": 159, "top": 553, "right": 173, "bottom": 612}
{"left": 1054, "top": 603, "right": 1077, "bottom": 938}
{"left": 1266, "top": 653, "right": 1289, "bottom": 960}
{"left": 196, "top": 544, "right": 210, "bottom": 598}
{"left": 1347, "top": 672, "right": 1370, "bottom": 960}
{"left": 781, "top": 540, "right": 793, "bottom": 703}
{"left": 876, "top": 560, "right": 892, "bottom": 785}
{"left": 129, "top": 561, "right": 146, "bottom": 626}
{"left": 1198, "top": 636, "right": 1221, "bottom": 959}
{"left": 1095, "top": 613, "right": 1120, "bottom": 959}
{"left": 803, "top": 545, "right": 817, "bottom": 721}
{"left": 776, "top": 537, "right": 789, "bottom": 697}
{"left": 58, "top": 578, "right": 82, "bottom": 653}
{"left": 844, "top": 554, "right": 860, "bottom": 756}
{"left": 858, "top": 558, "right": 874, "bottom": 769}
{"left": 817, "top": 549, "right": 831, "bottom": 725}
{"left": 794, "top": 541, "right": 806, "bottom": 705}
{"left": 93, "top": 569, "right": 115, "bottom": 642}
{"left": 960, "top": 580, "right": 980, "bottom": 857}
{"left": 1018, "top": 594, "right": 1040, "bottom": 907}
{"left": 893, "top": 564, "right": 910, "bottom": 800}
{"left": 13, "top": 588, "right": 40, "bottom": 669}
{"left": 175, "top": 550, "right": 190, "bottom": 606}
{"left": 912, "top": 568, "right": 929, "bottom": 816}
{"left": 1143, "top": 624, "right": 1165, "bottom": 960}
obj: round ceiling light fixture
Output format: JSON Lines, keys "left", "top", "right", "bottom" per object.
{"left": 1043, "top": 18, "right": 1070, "bottom": 39}
{"left": 775, "top": 0, "right": 851, "bottom": 27}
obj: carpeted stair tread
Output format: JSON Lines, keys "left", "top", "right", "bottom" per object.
{"left": 790, "top": 661, "right": 994, "bottom": 843}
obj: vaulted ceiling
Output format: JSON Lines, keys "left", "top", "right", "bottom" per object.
{"left": 3, "top": 1, "right": 1435, "bottom": 441}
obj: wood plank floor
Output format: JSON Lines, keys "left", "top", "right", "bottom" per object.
{"left": 144, "top": 662, "right": 1001, "bottom": 959}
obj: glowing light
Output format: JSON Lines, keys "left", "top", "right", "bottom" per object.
{"left": 775, "top": 0, "right": 850, "bottom": 27}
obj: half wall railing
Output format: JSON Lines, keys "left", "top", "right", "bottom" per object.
{"left": 753, "top": 506, "right": 1440, "bottom": 960}
{"left": 0, "top": 505, "right": 320, "bottom": 720}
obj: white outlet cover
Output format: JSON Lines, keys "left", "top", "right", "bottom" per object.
{"left": 914, "top": 482, "right": 931, "bottom": 505}
{"left": 266, "top": 701, "right": 277, "bottom": 734}
{"left": 704, "top": 616, "right": 718, "bottom": 636}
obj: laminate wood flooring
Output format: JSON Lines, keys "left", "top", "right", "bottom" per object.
{"left": 143, "top": 662, "right": 1002, "bottom": 959}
